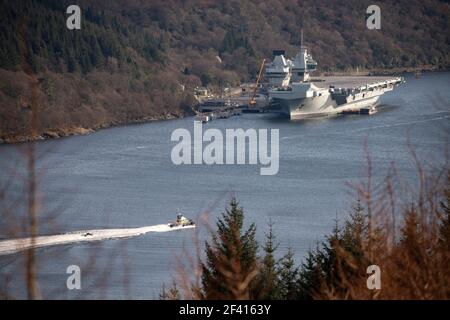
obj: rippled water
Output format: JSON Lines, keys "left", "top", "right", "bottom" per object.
{"left": 0, "top": 71, "right": 449, "bottom": 298}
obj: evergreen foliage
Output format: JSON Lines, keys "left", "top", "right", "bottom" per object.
{"left": 175, "top": 169, "right": 450, "bottom": 300}
{"left": 201, "top": 198, "right": 259, "bottom": 299}
{"left": 256, "top": 220, "right": 281, "bottom": 299}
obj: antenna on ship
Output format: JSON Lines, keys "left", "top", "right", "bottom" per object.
{"left": 300, "top": 29, "right": 304, "bottom": 49}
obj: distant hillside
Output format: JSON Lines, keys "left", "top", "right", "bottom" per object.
{"left": 0, "top": 0, "right": 449, "bottom": 142}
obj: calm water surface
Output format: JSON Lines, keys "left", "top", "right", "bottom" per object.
{"left": 0, "top": 72, "right": 449, "bottom": 298}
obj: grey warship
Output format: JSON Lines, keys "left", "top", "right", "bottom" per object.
{"left": 266, "top": 39, "right": 404, "bottom": 119}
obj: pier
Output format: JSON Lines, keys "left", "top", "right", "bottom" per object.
{"left": 195, "top": 92, "right": 271, "bottom": 123}
{"left": 195, "top": 105, "right": 243, "bottom": 123}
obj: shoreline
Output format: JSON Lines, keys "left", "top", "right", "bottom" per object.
{"left": 0, "top": 113, "right": 184, "bottom": 145}
{"left": 1, "top": 68, "right": 447, "bottom": 146}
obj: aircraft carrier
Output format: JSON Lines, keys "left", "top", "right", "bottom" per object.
{"left": 266, "top": 40, "right": 404, "bottom": 119}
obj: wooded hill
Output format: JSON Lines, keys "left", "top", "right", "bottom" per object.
{"left": 0, "top": 0, "right": 449, "bottom": 142}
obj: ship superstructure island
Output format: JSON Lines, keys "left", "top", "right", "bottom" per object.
{"left": 266, "top": 36, "right": 404, "bottom": 119}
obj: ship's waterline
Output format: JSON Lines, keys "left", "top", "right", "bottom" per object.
{"left": 273, "top": 92, "right": 382, "bottom": 119}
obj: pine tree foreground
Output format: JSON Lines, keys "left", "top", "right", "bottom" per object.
{"left": 164, "top": 169, "right": 450, "bottom": 300}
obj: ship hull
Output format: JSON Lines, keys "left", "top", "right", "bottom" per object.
{"left": 272, "top": 88, "right": 388, "bottom": 119}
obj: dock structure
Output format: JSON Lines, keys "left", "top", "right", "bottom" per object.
{"left": 195, "top": 75, "right": 403, "bottom": 121}
{"left": 196, "top": 93, "right": 272, "bottom": 123}
{"left": 197, "top": 97, "right": 269, "bottom": 111}
{"left": 198, "top": 95, "right": 270, "bottom": 114}
{"left": 195, "top": 106, "right": 242, "bottom": 123}
{"left": 197, "top": 99, "right": 238, "bottom": 113}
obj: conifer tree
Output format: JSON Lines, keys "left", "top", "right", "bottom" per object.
{"left": 257, "top": 220, "right": 281, "bottom": 299}
{"left": 298, "top": 215, "right": 359, "bottom": 299}
{"left": 277, "top": 247, "right": 300, "bottom": 300}
{"left": 297, "top": 247, "right": 323, "bottom": 300}
{"left": 342, "top": 200, "right": 366, "bottom": 248}
{"left": 201, "top": 198, "right": 258, "bottom": 299}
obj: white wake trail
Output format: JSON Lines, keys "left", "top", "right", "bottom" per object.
{"left": 0, "top": 224, "right": 195, "bottom": 256}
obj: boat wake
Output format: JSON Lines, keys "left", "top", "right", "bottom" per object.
{"left": 0, "top": 224, "right": 195, "bottom": 256}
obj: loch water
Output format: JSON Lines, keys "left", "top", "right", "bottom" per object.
{"left": 0, "top": 71, "right": 449, "bottom": 298}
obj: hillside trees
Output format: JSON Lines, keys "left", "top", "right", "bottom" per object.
{"left": 1, "top": 0, "right": 449, "bottom": 141}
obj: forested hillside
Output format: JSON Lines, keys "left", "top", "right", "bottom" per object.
{"left": 1, "top": 0, "right": 449, "bottom": 142}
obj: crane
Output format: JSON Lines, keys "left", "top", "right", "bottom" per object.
{"left": 248, "top": 58, "right": 266, "bottom": 108}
